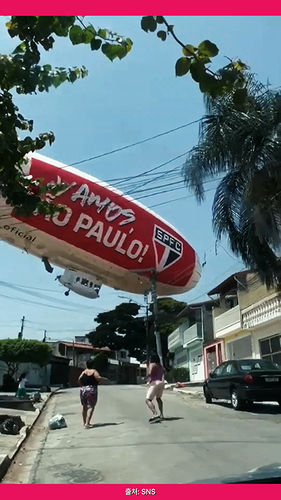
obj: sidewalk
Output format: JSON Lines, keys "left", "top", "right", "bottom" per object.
{"left": 0, "top": 388, "right": 59, "bottom": 482}
{"left": 165, "top": 382, "right": 204, "bottom": 399}
{"left": 140, "top": 381, "right": 204, "bottom": 399}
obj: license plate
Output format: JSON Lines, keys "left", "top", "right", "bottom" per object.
{"left": 265, "top": 377, "right": 279, "bottom": 382}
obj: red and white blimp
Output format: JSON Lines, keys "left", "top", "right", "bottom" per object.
{"left": 0, "top": 153, "right": 201, "bottom": 298}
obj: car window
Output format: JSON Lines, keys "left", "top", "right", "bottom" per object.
{"left": 212, "top": 363, "right": 226, "bottom": 377}
{"left": 239, "top": 359, "right": 280, "bottom": 371}
{"left": 222, "top": 362, "right": 238, "bottom": 375}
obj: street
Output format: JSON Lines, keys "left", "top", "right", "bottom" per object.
{"left": 3, "top": 385, "right": 281, "bottom": 484}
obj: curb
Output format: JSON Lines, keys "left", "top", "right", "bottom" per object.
{"left": 0, "top": 388, "right": 60, "bottom": 482}
{"left": 173, "top": 388, "right": 204, "bottom": 399}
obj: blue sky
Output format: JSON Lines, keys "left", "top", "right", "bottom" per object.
{"left": 0, "top": 16, "right": 280, "bottom": 342}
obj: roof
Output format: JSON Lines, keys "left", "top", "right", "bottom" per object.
{"left": 61, "top": 342, "right": 111, "bottom": 352}
{"left": 207, "top": 271, "right": 249, "bottom": 296}
{"left": 177, "top": 300, "right": 214, "bottom": 318}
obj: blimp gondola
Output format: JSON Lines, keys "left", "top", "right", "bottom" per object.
{"left": 0, "top": 153, "right": 201, "bottom": 299}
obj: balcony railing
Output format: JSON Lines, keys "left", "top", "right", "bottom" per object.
{"left": 214, "top": 305, "right": 241, "bottom": 338}
{"left": 168, "top": 327, "right": 182, "bottom": 351}
{"left": 182, "top": 323, "right": 202, "bottom": 346}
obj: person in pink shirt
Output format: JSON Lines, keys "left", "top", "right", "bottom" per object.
{"left": 145, "top": 353, "right": 165, "bottom": 423}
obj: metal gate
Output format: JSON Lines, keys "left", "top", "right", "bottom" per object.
{"left": 226, "top": 335, "right": 252, "bottom": 360}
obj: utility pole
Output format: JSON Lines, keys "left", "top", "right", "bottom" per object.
{"left": 144, "top": 292, "right": 150, "bottom": 367}
{"left": 18, "top": 316, "right": 25, "bottom": 339}
{"left": 151, "top": 272, "right": 163, "bottom": 365}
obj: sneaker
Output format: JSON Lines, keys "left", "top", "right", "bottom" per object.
{"left": 84, "top": 424, "right": 93, "bottom": 429}
{"left": 149, "top": 415, "right": 161, "bottom": 423}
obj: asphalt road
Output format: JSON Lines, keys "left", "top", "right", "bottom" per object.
{"left": 3, "top": 385, "right": 281, "bottom": 484}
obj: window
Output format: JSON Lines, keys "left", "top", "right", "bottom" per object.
{"left": 120, "top": 351, "right": 126, "bottom": 359}
{"left": 176, "top": 353, "right": 187, "bottom": 365}
{"left": 239, "top": 359, "right": 280, "bottom": 371}
{"left": 81, "top": 278, "right": 89, "bottom": 286}
{"left": 225, "top": 297, "right": 238, "bottom": 309}
{"left": 213, "top": 363, "right": 226, "bottom": 377}
{"left": 58, "top": 343, "right": 66, "bottom": 356}
{"left": 260, "top": 335, "right": 281, "bottom": 365}
{"left": 222, "top": 362, "right": 238, "bottom": 375}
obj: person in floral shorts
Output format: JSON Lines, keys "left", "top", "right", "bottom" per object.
{"left": 78, "top": 359, "right": 109, "bottom": 428}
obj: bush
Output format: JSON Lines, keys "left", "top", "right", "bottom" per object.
{"left": 2, "top": 373, "right": 17, "bottom": 392}
{"left": 165, "top": 367, "right": 190, "bottom": 383}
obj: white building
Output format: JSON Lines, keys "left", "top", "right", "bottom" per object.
{"left": 168, "top": 301, "right": 214, "bottom": 382}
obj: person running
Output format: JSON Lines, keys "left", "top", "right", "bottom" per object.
{"left": 145, "top": 353, "right": 165, "bottom": 423}
{"left": 78, "top": 359, "right": 109, "bottom": 428}
{"left": 16, "top": 372, "right": 28, "bottom": 399}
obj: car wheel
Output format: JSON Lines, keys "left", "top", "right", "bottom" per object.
{"left": 204, "top": 387, "right": 212, "bottom": 404}
{"left": 231, "top": 389, "right": 244, "bottom": 411}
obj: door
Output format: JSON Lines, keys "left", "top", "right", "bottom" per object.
{"left": 208, "top": 362, "right": 227, "bottom": 398}
{"left": 190, "top": 347, "right": 204, "bottom": 382}
{"left": 220, "top": 361, "right": 239, "bottom": 399}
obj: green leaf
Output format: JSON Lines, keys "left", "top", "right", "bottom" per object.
{"left": 12, "top": 43, "right": 26, "bottom": 54}
{"left": 69, "top": 25, "right": 83, "bottom": 45}
{"left": 197, "top": 54, "right": 211, "bottom": 64}
{"left": 81, "top": 27, "right": 95, "bottom": 44}
{"left": 198, "top": 40, "right": 219, "bottom": 58}
{"left": 141, "top": 16, "right": 157, "bottom": 33}
{"left": 157, "top": 30, "right": 167, "bottom": 41}
{"left": 190, "top": 61, "right": 206, "bottom": 82}
{"left": 102, "top": 43, "right": 125, "bottom": 61}
{"left": 124, "top": 38, "right": 133, "bottom": 52}
{"left": 90, "top": 38, "right": 102, "bottom": 51}
{"left": 156, "top": 16, "right": 164, "bottom": 24}
{"left": 43, "top": 64, "right": 52, "bottom": 72}
{"left": 117, "top": 47, "right": 128, "bottom": 60}
{"left": 98, "top": 28, "right": 107, "bottom": 39}
{"left": 198, "top": 73, "right": 217, "bottom": 93}
{"left": 68, "top": 70, "right": 77, "bottom": 83}
{"left": 141, "top": 17, "right": 149, "bottom": 32}
{"left": 182, "top": 45, "right": 196, "bottom": 56}
{"left": 175, "top": 57, "right": 191, "bottom": 77}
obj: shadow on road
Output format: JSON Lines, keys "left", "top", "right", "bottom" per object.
{"left": 162, "top": 417, "right": 184, "bottom": 421}
{"left": 90, "top": 422, "right": 124, "bottom": 428}
{"left": 213, "top": 401, "right": 281, "bottom": 415}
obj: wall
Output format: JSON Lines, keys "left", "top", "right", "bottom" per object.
{"left": 189, "top": 346, "right": 204, "bottom": 382}
{"left": 174, "top": 346, "right": 189, "bottom": 368}
{"left": 249, "top": 322, "right": 281, "bottom": 359}
{"left": 203, "top": 308, "right": 214, "bottom": 344}
{"left": 0, "top": 361, "right": 51, "bottom": 387}
{"left": 239, "top": 273, "right": 277, "bottom": 310}
{"left": 213, "top": 298, "right": 228, "bottom": 318}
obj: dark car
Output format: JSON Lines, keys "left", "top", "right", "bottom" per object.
{"left": 203, "top": 358, "right": 281, "bottom": 410}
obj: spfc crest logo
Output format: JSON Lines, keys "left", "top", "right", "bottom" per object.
{"left": 153, "top": 225, "right": 183, "bottom": 272}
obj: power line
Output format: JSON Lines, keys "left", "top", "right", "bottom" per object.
{"left": 188, "top": 264, "right": 246, "bottom": 304}
{"left": 69, "top": 119, "right": 201, "bottom": 167}
{"left": 149, "top": 187, "right": 217, "bottom": 208}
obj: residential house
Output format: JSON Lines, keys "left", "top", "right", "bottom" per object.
{"left": 116, "top": 349, "right": 147, "bottom": 384}
{"left": 168, "top": 301, "right": 214, "bottom": 382}
{"left": 239, "top": 272, "right": 281, "bottom": 364}
{"left": 204, "top": 270, "right": 281, "bottom": 375}
{"left": 204, "top": 271, "right": 250, "bottom": 377}
{"left": 48, "top": 339, "right": 114, "bottom": 386}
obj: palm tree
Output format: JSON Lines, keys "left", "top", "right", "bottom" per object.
{"left": 182, "top": 75, "right": 281, "bottom": 286}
